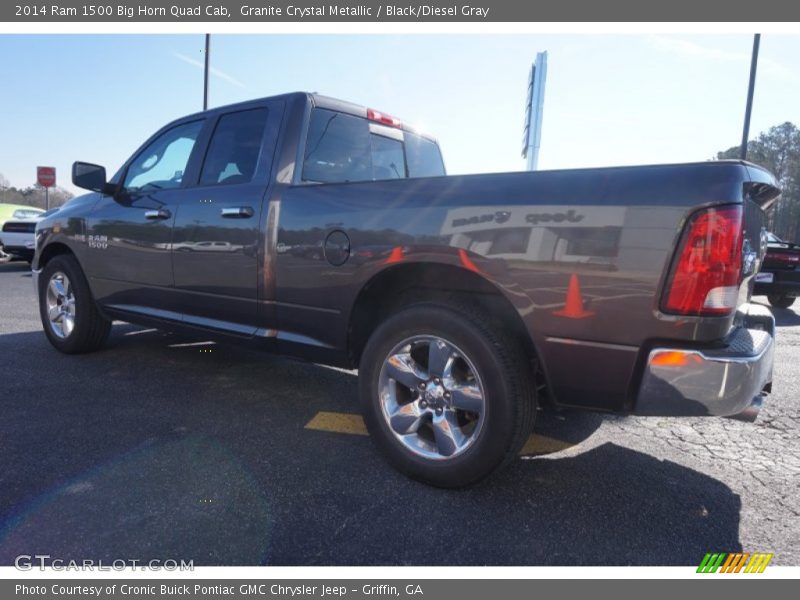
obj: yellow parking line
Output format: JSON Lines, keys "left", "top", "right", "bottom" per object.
{"left": 518, "top": 433, "right": 576, "bottom": 456}
{"left": 305, "top": 411, "right": 369, "bottom": 436}
{"left": 304, "top": 411, "right": 577, "bottom": 455}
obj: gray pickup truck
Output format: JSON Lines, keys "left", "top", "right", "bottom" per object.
{"left": 32, "top": 92, "right": 780, "bottom": 487}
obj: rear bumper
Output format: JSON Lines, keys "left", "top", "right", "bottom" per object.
{"left": 3, "top": 246, "right": 35, "bottom": 261}
{"left": 634, "top": 303, "right": 774, "bottom": 422}
{"left": 1, "top": 232, "right": 35, "bottom": 247}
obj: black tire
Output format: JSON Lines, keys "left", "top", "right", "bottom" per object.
{"left": 768, "top": 294, "right": 795, "bottom": 309}
{"left": 38, "top": 254, "right": 111, "bottom": 354}
{"left": 359, "top": 301, "right": 536, "bottom": 488}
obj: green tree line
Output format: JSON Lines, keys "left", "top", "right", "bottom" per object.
{"left": 717, "top": 122, "right": 800, "bottom": 243}
{"left": 0, "top": 173, "right": 74, "bottom": 210}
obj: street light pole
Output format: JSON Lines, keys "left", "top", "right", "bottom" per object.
{"left": 740, "top": 34, "right": 761, "bottom": 160}
{"left": 203, "top": 33, "right": 210, "bottom": 111}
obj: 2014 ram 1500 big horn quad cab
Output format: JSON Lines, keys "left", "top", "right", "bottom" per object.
{"left": 33, "top": 93, "right": 780, "bottom": 487}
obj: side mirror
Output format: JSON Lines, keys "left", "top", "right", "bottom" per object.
{"left": 72, "top": 161, "right": 114, "bottom": 194}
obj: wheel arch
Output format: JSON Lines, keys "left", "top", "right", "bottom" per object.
{"left": 36, "top": 241, "right": 105, "bottom": 317}
{"left": 346, "top": 261, "right": 547, "bottom": 398}
{"left": 37, "top": 241, "right": 76, "bottom": 269}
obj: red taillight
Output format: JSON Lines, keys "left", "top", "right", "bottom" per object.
{"left": 662, "top": 205, "right": 744, "bottom": 316}
{"left": 367, "top": 108, "right": 402, "bottom": 128}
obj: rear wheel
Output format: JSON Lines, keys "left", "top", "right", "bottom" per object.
{"left": 38, "top": 254, "right": 111, "bottom": 353}
{"left": 768, "top": 294, "right": 795, "bottom": 309}
{"left": 359, "top": 301, "right": 536, "bottom": 488}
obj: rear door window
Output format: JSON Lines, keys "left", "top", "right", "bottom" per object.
{"left": 200, "top": 107, "right": 269, "bottom": 186}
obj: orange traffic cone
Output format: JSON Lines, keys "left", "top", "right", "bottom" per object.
{"left": 553, "top": 273, "right": 595, "bottom": 319}
{"left": 458, "top": 248, "right": 482, "bottom": 274}
{"left": 385, "top": 246, "right": 404, "bottom": 264}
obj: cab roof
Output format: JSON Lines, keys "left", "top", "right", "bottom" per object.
{"left": 188, "top": 91, "right": 438, "bottom": 142}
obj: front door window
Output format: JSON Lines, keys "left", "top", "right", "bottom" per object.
{"left": 123, "top": 120, "right": 203, "bottom": 192}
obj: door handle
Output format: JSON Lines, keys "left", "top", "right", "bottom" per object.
{"left": 144, "top": 209, "right": 171, "bottom": 220}
{"left": 221, "top": 207, "right": 254, "bottom": 219}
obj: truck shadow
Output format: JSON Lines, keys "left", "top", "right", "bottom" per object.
{"left": 751, "top": 298, "right": 800, "bottom": 326}
{"left": 0, "top": 261, "right": 32, "bottom": 276}
{"left": 0, "top": 325, "right": 741, "bottom": 566}
{"left": 770, "top": 307, "right": 800, "bottom": 327}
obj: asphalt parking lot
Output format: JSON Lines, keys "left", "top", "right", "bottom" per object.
{"left": 0, "top": 260, "right": 798, "bottom": 566}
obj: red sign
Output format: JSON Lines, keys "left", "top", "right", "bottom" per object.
{"left": 37, "top": 166, "right": 56, "bottom": 188}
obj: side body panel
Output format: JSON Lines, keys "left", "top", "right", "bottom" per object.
{"left": 79, "top": 113, "right": 213, "bottom": 319}
{"left": 32, "top": 193, "right": 102, "bottom": 272}
{"left": 275, "top": 162, "right": 753, "bottom": 411}
{"left": 83, "top": 189, "right": 185, "bottom": 316}
{"left": 170, "top": 99, "right": 286, "bottom": 334}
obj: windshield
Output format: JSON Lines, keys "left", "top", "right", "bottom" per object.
{"left": 12, "top": 208, "right": 44, "bottom": 219}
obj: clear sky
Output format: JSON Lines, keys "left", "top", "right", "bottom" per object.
{"left": 2, "top": 34, "right": 800, "bottom": 195}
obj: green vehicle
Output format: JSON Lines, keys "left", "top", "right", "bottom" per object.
{"left": 0, "top": 203, "right": 44, "bottom": 223}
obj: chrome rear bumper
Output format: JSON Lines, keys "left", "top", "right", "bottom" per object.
{"left": 635, "top": 303, "right": 774, "bottom": 422}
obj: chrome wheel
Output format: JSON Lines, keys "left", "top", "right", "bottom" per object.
{"left": 378, "top": 335, "right": 486, "bottom": 460}
{"left": 45, "top": 271, "right": 76, "bottom": 339}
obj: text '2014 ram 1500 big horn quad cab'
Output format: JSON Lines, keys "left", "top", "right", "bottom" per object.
{"left": 33, "top": 92, "right": 780, "bottom": 487}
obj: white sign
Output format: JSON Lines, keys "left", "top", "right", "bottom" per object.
{"left": 522, "top": 51, "right": 548, "bottom": 171}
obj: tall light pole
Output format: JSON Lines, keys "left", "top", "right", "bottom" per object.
{"left": 740, "top": 34, "right": 761, "bottom": 160}
{"left": 203, "top": 33, "right": 210, "bottom": 111}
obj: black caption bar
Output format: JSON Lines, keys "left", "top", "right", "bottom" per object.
{"left": 4, "top": 580, "right": 792, "bottom": 600}
{"left": 3, "top": 0, "right": 800, "bottom": 21}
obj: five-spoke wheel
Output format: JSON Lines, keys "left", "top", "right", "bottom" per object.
{"left": 379, "top": 335, "right": 485, "bottom": 460}
{"left": 44, "top": 272, "right": 76, "bottom": 339}
{"left": 360, "top": 301, "right": 536, "bottom": 487}
{"left": 38, "top": 254, "right": 111, "bottom": 354}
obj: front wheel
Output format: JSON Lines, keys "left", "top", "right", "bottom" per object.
{"left": 359, "top": 302, "right": 536, "bottom": 487}
{"left": 38, "top": 254, "right": 111, "bottom": 353}
{"left": 768, "top": 294, "right": 795, "bottom": 309}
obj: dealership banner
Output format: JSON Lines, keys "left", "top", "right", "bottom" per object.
{"left": 4, "top": 579, "right": 798, "bottom": 599}
{"left": 4, "top": 0, "right": 800, "bottom": 22}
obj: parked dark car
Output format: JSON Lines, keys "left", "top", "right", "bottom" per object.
{"left": 31, "top": 92, "right": 780, "bottom": 487}
{"left": 753, "top": 232, "right": 800, "bottom": 308}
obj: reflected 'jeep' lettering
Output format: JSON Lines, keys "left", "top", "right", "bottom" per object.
{"left": 526, "top": 209, "right": 584, "bottom": 225}
{"left": 451, "top": 210, "right": 512, "bottom": 228}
